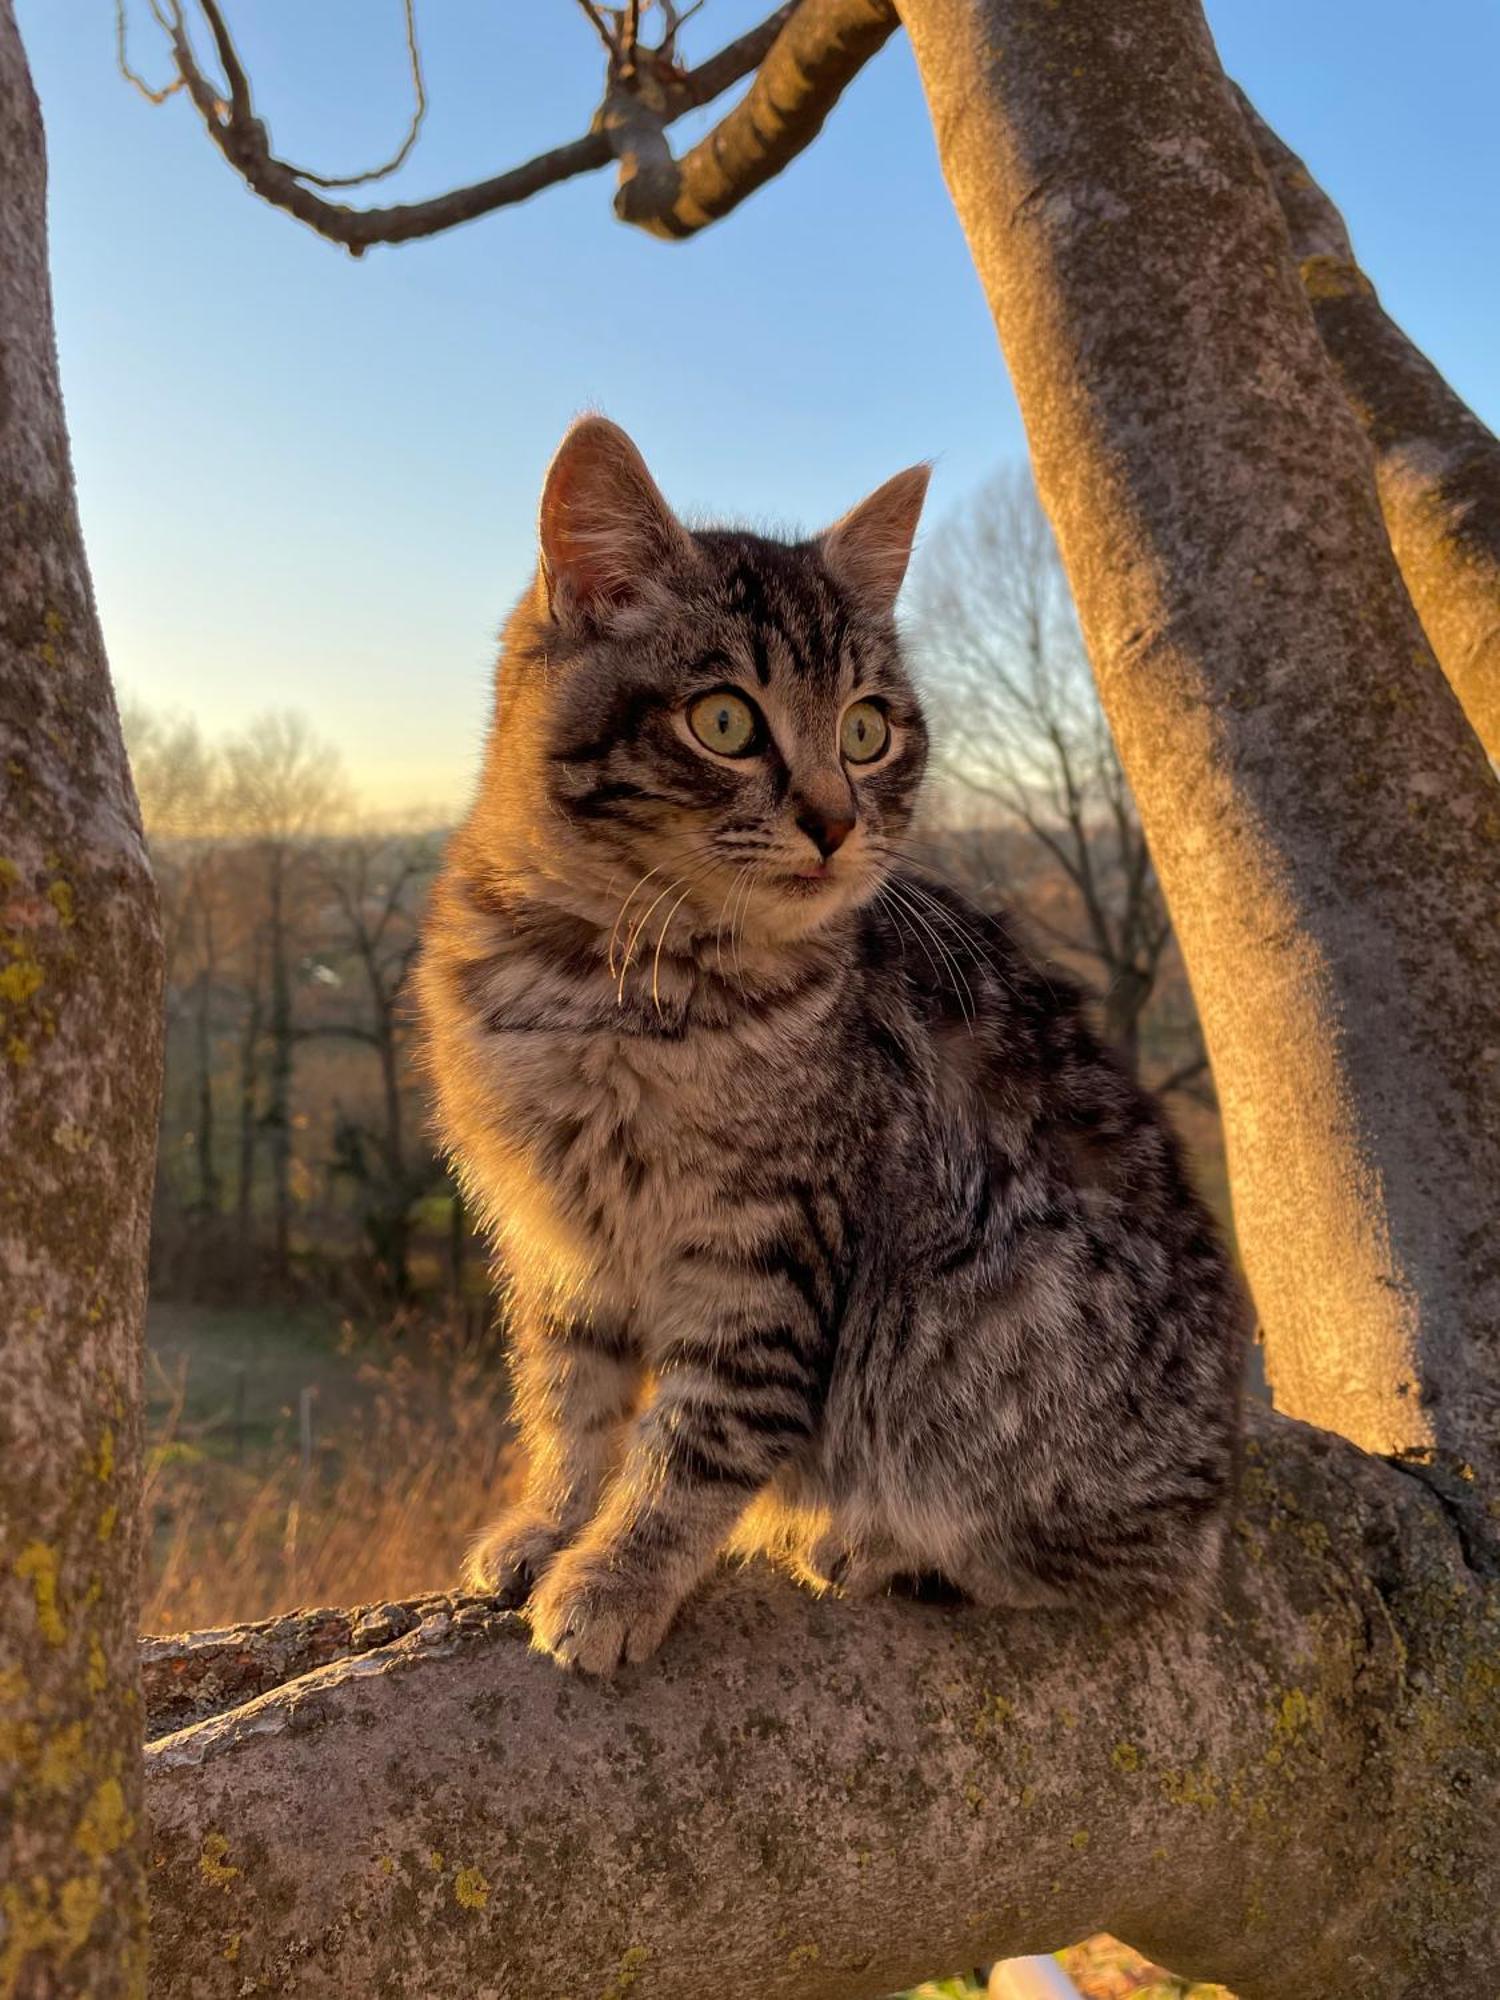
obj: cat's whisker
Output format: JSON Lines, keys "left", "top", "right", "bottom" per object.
{"left": 716, "top": 866, "right": 751, "bottom": 978}
{"left": 882, "top": 880, "right": 977, "bottom": 1027}
{"left": 730, "top": 866, "right": 757, "bottom": 989}
{"left": 617, "top": 876, "right": 686, "bottom": 1003}
{"left": 878, "top": 882, "right": 947, "bottom": 1003}
{"left": 895, "top": 877, "right": 982, "bottom": 1023}
{"left": 608, "top": 864, "right": 664, "bottom": 980}
{"left": 652, "top": 880, "right": 701, "bottom": 1016}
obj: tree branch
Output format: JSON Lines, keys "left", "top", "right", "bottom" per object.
{"left": 1239, "top": 90, "right": 1500, "bottom": 761}
{"left": 158, "top": 0, "right": 805, "bottom": 252}
{"left": 609, "top": 0, "right": 900, "bottom": 238}
{"left": 141, "top": 1408, "right": 1500, "bottom": 1996}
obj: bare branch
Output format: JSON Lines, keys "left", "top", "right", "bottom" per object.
{"left": 155, "top": 0, "right": 804, "bottom": 253}
{"left": 573, "top": 0, "right": 620, "bottom": 59}
{"left": 115, "top": 0, "right": 185, "bottom": 102}
{"left": 289, "top": 0, "right": 427, "bottom": 191}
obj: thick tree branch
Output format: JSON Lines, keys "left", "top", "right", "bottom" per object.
{"left": 1239, "top": 93, "right": 1500, "bottom": 762}
{"left": 900, "top": 0, "right": 1500, "bottom": 1489}
{"left": 142, "top": 1409, "right": 1500, "bottom": 1997}
{"left": 159, "top": 0, "right": 802, "bottom": 252}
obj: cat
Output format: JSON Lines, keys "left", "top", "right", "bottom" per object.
{"left": 415, "top": 415, "right": 1246, "bottom": 1674}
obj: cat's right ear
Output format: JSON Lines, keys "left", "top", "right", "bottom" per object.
{"left": 537, "top": 417, "right": 696, "bottom": 626}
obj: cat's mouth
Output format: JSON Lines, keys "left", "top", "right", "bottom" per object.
{"left": 780, "top": 864, "right": 837, "bottom": 893}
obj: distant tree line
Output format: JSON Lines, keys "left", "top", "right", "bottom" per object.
{"left": 123, "top": 706, "right": 459, "bottom": 1304}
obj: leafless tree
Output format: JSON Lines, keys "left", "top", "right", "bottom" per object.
{"left": 314, "top": 824, "right": 441, "bottom": 1295}
{"left": 220, "top": 711, "right": 349, "bottom": 1284}
{"left": 122, "top": 705, "right": 227, "bottom": 1216}
{"left": 909, "top": 470, "right": 1204, "bottom": 1087}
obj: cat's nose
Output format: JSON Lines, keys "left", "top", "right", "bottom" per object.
{"left": 796, "top": 807, "right": 856, "bottom": 858}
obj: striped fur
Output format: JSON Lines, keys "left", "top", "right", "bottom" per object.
{"left": 416, "top": 419, "right": 1246, "bottom": 1673}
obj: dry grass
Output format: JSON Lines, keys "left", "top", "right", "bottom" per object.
{"left": 142, "top": 1307, "right": 518, "bottom": 1631}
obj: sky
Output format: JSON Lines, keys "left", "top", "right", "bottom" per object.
{"left": 17, "top": 1, "right": 1500, "bottom": 815}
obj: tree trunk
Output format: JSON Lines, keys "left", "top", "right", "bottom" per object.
{"left": 140, "top": 1409, "right": 1500, "bottom": 1996}
{"left": 1241, "top": 93, "right": 1500, "bottom": 761}
{"left": 0, "top": 6, "right": 163, "bottom": 1992}
{"left": 897, "top": 0, "right": 1500, "bottom": 1491}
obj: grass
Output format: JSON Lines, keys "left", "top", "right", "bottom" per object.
{"left": 142, "top": 1299, "right": 517, "bottom": 1631}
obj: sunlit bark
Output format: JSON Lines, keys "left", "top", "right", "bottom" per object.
{"left": 1242, "top": 94, "right": 1500, "bottom": 761}
{"left": 898, "top": 0, "right": 1500, "bottom": 1498}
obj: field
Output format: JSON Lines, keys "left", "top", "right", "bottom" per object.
{"left": 143, "top": 1299, "right": 516, "bottom": 1632}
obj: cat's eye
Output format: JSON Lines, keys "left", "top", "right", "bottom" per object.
{"left": 687, "top": 689, "right": 762, "bottom": 757}
{"left": 840, "top": 699, "right": 890, "bottom": 765}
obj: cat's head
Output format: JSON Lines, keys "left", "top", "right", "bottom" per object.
{"left": 485, "top": 416, "right": 930, "bottom": 948}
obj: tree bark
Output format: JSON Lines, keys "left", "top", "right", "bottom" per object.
{"left": 140, "top": 1409, "right": 1500, "bottom": 1997}
{"left": 0, "top": 6, "right": 163, "bottom": 1993}
{"left": 1240, "top": 93, "right": 1500, "bottom": 762}
{"left": 896, "top": 0, "right": 1500, "bottom": 1491}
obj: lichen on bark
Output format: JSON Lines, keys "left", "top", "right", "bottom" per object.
{"left": 0, "top": 6, "right": 163, "bottom": 1993}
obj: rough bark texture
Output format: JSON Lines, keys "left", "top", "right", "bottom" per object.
{"left": 1240, "top": 93, "right": 1500, "bottom": 762}
{"left": 896, "top": 0, "right": 1500, "bottom": 1490}
{"left": 140, "top": 1409, "right": 1500, "bottom": 1997}
{"left": 0, "top": 5, "right": 164, "bottom": 1994}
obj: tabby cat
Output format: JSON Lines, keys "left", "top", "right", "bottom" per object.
{"left": 416, "top": 417, "right": 1245, "bottom": 1674}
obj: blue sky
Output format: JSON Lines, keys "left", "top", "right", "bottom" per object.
{"left": 18, "top": 1, "right": 1500, "bottom": 813}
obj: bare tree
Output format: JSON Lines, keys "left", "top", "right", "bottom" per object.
{"left": 909, "top": 470, "right": 1199, "bottom": 1083}
{"left": 315, "top": 825, "right": 441, "bottom": 1295}
{"left": 123, "top": 705, "right": 227, "bottom": 1219}
{"left": 220, "top": 711, "right": 348, "bottom": 1285}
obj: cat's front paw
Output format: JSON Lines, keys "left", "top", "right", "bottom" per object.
{"left": 802, "top": 1531, "right": 899, "bottom": 1599}
{"left": 527, "top": 1546, "right": 681, "bottom": 1675}
{"left": 463, "top": 1507, "right": 570, "bottom": 1608}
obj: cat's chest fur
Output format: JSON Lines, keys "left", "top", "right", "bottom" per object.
{"left": 468, "top": 952, "right": 835, "bottom": 1306}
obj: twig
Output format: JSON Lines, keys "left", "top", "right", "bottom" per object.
{"left": 156, "top": 0, "right": 801, "bottom": 252}
{"left": 115, "top": 0, "right": 185, "bottom": 102}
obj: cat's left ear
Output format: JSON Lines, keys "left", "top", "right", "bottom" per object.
{"left": 538, "top": 415, "right": 698, "bottom": 626}
{"left": 817, "top": 463, "right": 933, "bottom": 614}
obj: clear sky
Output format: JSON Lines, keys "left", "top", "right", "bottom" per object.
{"left": 18, "top": 1, "right": 1500, "bottom": 815}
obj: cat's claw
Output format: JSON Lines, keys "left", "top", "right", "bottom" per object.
{"left": 528, "top": 1548, "right": 680, "bottom": 1675}
{"left": 463, "top": 1508, "right": 570, "bottom": 1608}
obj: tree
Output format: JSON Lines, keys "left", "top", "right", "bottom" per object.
{"left": 219, "top": 712, "right": 348, "bottom": 1286}
{"left": 0, "top": 7, "right": 163, "bottom": 1993}
{"left": 908, "top": 470, "right": 1197, "bottom": 1083}
{"left": 1, "top": 0, "right": 1492, "bottom": 1991}
{"left": 122, "top": 707, "right": 226, "bottom": 1224}
{"left": 315, "top": 825, "right": 441, "bottom": 1297}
